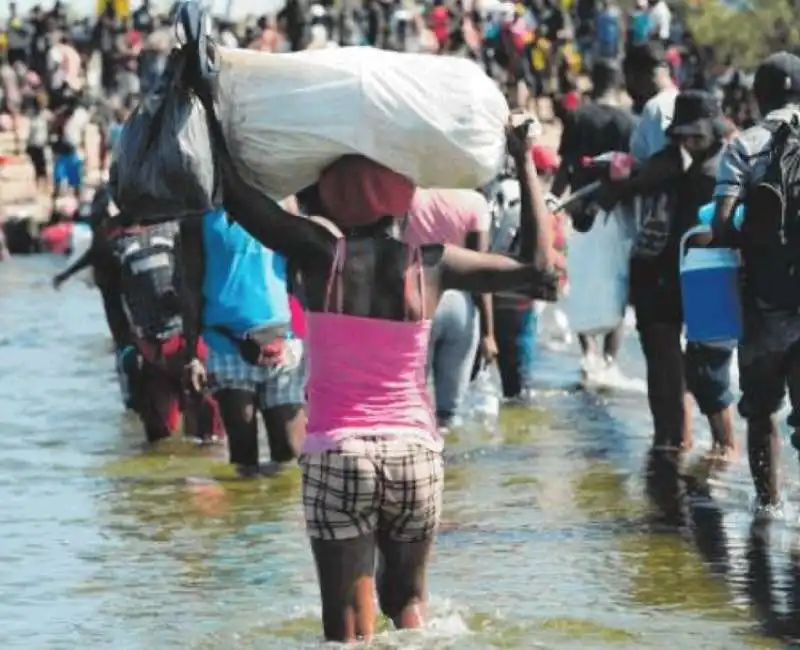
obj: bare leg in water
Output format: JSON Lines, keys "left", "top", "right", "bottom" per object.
{"left": 748, "top": 415, "right": 781, "bottom": 509}
{"left": 579, "top": 322, "right": 624, "bottom": 375}
{"left": 311, "top": 535, "right": 432, "bottom": 642}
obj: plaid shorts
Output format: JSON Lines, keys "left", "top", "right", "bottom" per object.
{"left": 300, "top": 437, "right": 444, "bottom": 541}
{"left": 207, "top": 340, "right": 306, "bottom": 408}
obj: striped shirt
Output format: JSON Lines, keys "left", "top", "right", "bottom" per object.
{"left": 713, "top": 106, "right": 800, "bottom": 361}
{"left": 714, "top": 106, "right": 800, "bottom": 199}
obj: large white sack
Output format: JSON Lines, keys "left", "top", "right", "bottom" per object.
{"left": 563, "top": 207, "right": 634, "bottom": 336}
{"left": 216, "top": 47, "right": 508, "bottom": 199}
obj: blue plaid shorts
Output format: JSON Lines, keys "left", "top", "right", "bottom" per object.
{"left": 207, "top": 340, "right": 306, "bottom": 408}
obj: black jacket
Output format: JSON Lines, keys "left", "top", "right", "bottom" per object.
{"left": 630, "top": 143, "right": 723, "bottom": 325}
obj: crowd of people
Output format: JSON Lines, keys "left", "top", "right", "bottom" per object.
{"left": 4, "top": 0, "right": 800, "bottom": 644}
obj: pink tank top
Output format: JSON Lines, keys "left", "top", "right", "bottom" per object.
{"left": 303, "top": 243, "right": 441, "bottom": 453}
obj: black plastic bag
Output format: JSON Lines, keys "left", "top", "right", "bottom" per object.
{"left": 109, "top": 2, "right": 222, "bottom": 224}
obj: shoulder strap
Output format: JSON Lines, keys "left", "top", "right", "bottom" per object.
{"left": 322, "top": 238, "right": 346, "bottom": 313}
{"left": 763, "top": 119, "right": 795, "bottom": 147}
{"left": 402, "top": 245, "right": 425, "bottom": 321}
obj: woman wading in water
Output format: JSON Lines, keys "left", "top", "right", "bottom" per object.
{"left": 182, "top": 120, "right": 557, "bottom": 642}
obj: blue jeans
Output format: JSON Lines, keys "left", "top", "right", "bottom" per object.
{"left": 494, "top": 304, "right": 538, "bottom": 398}
{"left": 428, "top": 290, "right": 480, "bottom": 422}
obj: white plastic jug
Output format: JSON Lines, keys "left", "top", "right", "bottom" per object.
{"left": 679, "top": 224, "right": 743, "bottom": 344}
{"left": 469, "top": 362, "right": 501, "bottom": 424}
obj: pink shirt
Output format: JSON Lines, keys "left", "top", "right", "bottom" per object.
{"left": 303, "top": 312, "right": 440, "bottom": 453}
{"left": 302, "top": 241, "right": 439, "bottom": 453}
{"left": 405, "top": 188, "right": 491, "bottom": 247}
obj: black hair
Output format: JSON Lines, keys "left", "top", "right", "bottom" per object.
{"left": 753, "top": 69, "right": 800, "bottom": 114}
{"left": 591, "top": 62, "right": 618, "bottom": 98}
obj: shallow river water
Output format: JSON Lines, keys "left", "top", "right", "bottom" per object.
{"left": 1, "top": 255, "right": 800, "bottom": 650}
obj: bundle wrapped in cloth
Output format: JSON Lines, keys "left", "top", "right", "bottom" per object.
{"left": 110, "top": 2, "right": 508, "bottom": 223}
{"left": 215, "top": 46, "right": 509, "bottom": 199}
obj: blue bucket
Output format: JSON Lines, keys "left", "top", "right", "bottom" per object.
{"left": 680, "top": 224, "right": 743, "bottom": 344}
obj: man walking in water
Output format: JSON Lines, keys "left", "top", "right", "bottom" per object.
{"left": 604, "top": 43, "right": 736, "bottom": 456}
{"left": 708, "top": 52, "right": 800, "bottom": 513}
{"left": 600, "top": 89, "right": 737, "bottom": 460}
{"left": 110, "top": 218, "right": 225, "bottom": 443}
{"left": 53, "top": 187, "right": 136, "bottom": 410}
{"left": 179, "top": 208, "right": 307, "bottom": 477}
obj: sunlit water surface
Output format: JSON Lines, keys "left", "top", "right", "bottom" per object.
{"left": 1, "top": 255, "right": 798, "bottom": 649}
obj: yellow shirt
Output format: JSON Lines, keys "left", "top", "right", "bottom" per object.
{"left": 560, "top": 43, "right": 582, "bottom": 75}
{"left": 531, "top": 38, "right": 551, "bottom": 71}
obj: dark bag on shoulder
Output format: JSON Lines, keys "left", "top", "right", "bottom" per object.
{"left": 212, "top": 324, "right": 287, "bottom": 366}
{"left": 114, "top": 224, "right": 182, "bottom": 338}
{"left": 742, "top": 117, "right": 800, "bottom": 311}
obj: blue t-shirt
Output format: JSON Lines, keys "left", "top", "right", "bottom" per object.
{"left": 629, "top": 11, "right": 651, "bottom": 47}
{"left": 201, "top": 209, "right": 291, "bottom": 354}
{"left": 596, "top": 9, "right": 620, "bottom": 58}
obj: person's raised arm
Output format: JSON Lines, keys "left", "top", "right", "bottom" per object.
{"left": 53, "top": 240, "right": 96, "bottom": 288}
{"left": 710, "top": 135, "right": 748, "bottom": 245}
{"left": 437, "top": 120, "right": 559, "bottom": 301}
{"left": 510, "top": 119, "right": 554, "bottom": 269}
{"left": 464, "top": 199, "right": 496, "bottom": 361}
{"left": 218, "top": 154, "right": 338, "bottom": 274}
{"left": 594, "top": 144, "right": 686, "bottom": 212}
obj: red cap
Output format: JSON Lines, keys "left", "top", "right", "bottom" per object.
{"left": 531, "top": 145, "right": 561, "bottom": 174}
{"left": 561, "top": 90, "right": 581, "bottom": 112}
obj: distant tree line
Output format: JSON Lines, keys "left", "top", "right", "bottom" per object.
{"left": 677, "top": 0, "right": 800, "bottom": 69}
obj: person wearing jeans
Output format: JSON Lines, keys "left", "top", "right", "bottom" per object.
{"left": 405, "top": 188, "right": 497, "bottom": 426}
{"left": 428, "top": 288, "right": 480, "bottom": 419}
{"left": 493, "top": 299, "right": 539, "bottom": 398}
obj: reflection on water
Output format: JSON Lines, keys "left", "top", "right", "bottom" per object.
{"left": 0, "top": 255, "right": 799, "bottom": 649}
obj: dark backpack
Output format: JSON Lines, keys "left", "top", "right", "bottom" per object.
{"left": 113, "top": 224, "right": 182, "bottom": 338}
{"left": 742, "top": 117, "right": 800, "bottom": 310}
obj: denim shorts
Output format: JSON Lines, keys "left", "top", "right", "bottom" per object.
{"left": 739, "top": 343, "right": 800, "bottom": 427}
{"left": 738, "top": 309, "right": 800, "bottom": 427}
{"left": 53, "top": 152, "right": 83, "bottom": 189}
{"left": 684, "top": 343, "right": 735, "bottom": 417}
